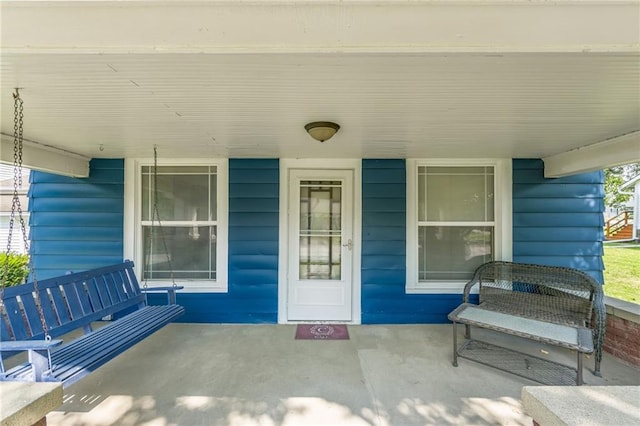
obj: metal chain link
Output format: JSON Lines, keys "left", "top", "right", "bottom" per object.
{"left": 1, "top": 89, "right": 50, "bottom": 340}
{"left": 151, "top": 146, "right": 177, "bottom": 288}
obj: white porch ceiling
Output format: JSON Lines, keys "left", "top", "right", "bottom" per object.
{"left": 1, "top": 1, "right": 639, "bottom": 175}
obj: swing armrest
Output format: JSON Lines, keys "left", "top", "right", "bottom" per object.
{"left": 0, "top": 339, "right": 63, "bottom": 352}
{"left": 141, "top": 286, "right": 184, "bottom": 305}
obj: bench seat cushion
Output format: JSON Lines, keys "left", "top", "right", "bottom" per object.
{"left": 448, "top": 303, "right": 594, "bottom": 353}
{"left": 4, "top": 304, "right": 184, "bottom": 386}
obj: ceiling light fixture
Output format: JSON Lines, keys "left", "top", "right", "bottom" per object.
{"left": 305, "top": 121, "right": 340, "bottom": 142}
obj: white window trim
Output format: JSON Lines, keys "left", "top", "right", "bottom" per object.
{"left": 124, "top": 158, "right": 228, "bottom": 293}
{"left": 406, "top": 158, "right": 512, "bottom": 294}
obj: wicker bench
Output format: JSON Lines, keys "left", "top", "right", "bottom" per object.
{"left": 448, "top": 261, "right": 606, "bottom": 386}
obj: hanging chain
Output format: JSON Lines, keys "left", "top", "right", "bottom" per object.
{"left": 148, "top": 146, "right": 177, "bottom": 288}
{"left": 1, "top": 89, "right": 50, "bottom": 340}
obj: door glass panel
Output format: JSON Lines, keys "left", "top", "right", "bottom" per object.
{"left": 299, "top": 181, "right": 342, "bottom": 280}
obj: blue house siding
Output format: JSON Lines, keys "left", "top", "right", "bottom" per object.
{"left": 25, "top": 157, "right": 605, "bottom": 323}
{"left": 157, "top": 159, "right": 280, "bottom": 323}
{"left": 512, "top": 159, "right": 605, "bottom": 283}
{"left": 361, "top": 159, "right": 461, "bottom": 324}
{"left": 28, "top": 159, "right": 124, "bottom": 279}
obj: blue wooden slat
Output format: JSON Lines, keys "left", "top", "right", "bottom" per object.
{"left": 229, "top": 198, "right": 279, "bottom": 212}
{"left": 0, "top": 316, "right": 11, "bottom": 341}
{"left": 514, "top": 227, "right": 605, "bottom": 242}
{"left": 30, "top": 198, "right": 124, "bottom": 213}
{"left": 228, "top": 269, "right": 279, "bottom": 285}
{"left": 513, "top": 184, "right": 604, "bottom": 198}
{"left": 229, "top": 183, "right": 280, "bottom": 198}
{"left": 49, "top": 286, "right": 72, "bottom": 325}
{"left": 229, "top": 168, "right": 279, "bottom": 183}
{"left": 32, "top": 256, "right": 124, "bottom": 271}
{"left": 30, "top": 212, "right": 123, "bottom": 227}
{"left": 29, "top": 184, "right": 124, "bottom": 198}
{"left": 228, "top": 212, "right": 279, "bottom": 226}
{"left": 362, "top": 197, "right": 406, "bottom": 212}
{"left": 36, "top": 290, "right": 60, "bottom": 329}
{"left": 361, "top": 269, "right": 406, "bottom": 285}
{"left": 361, "top": 240, "right": 406, "bottom": 256}
{"left": 512, "top": 198, "right": 604, "bottom": 213}
{"left": 125, "top": 265, "right": 143, "bottom": 295}
{"left": 3, "top": 299, "right": 29, "bottom": 340}
{"left": 104, "top": 273, "right": 124, "bottom": 303}
{"left": 94, "top": 276, "right": 114, "bottom": 307}
{"left": 365, "top": 184, "right": 406, "bottom": 197}
{"left": 360, "top": 255, "right": 405, "bottom": 269}
{"left": 512, "top": 255, "right": 603, "bottom": 271}
{"left": 31, "top": 241, "right": 124, "bottom": 256}
{"left": 29, "top": 226, "right": 123, "bottom": 241}
{"left": 513, "top": 213, "right": 603, "bottom": 227}
{"left": 228, "top": 241, "right": 278, "bottom": 255}
{"left": 513, "top": 242, "right": 603, "bottom": 256}
{"left": 229, "top": 255, "right": 279, "bottom": 270}
{"left": 229, "top": 226, "right": 279, "bottom": 241}
{"left": 362, "top": 226, "right": 405, "bottom": 241}
{"left": 85, "top": 278, "right": 105, "bottom": 311}
{"left": 61, "top": 282, "right": 86, "bottom": 319}
{"left": 362, "top": 168, "right": 406, "bottom": 184}
{"left": 119, "top": 269, "right": 136, "bottom": 296}
{"left": 363, "top": 212, "right": 406, "bottom": 227}
{"left": 17, "top": 293, "right": 44, "bottom": 337}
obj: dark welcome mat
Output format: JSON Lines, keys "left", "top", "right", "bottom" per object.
{"left": 295, "top": 324, "right": 349, "bottom": 340}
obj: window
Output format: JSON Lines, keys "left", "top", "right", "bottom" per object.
{"left": 126, "top": 160, "right": 228, "bottom": 292}
{"left": 406, "top": 159, "right": 511, "bottom": 293}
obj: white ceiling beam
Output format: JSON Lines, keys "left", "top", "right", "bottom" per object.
{"left": 543, "top": 131, "right": 640, "bottom": 178}
{"left": 0, "top": 134, "right": 90, "bottom": 178}
{"left": 2, "top": 1, "right": 638, "bottom": 54}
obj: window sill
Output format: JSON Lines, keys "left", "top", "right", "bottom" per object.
{"left": 143, "top": 280, "right": 227, "bottom": 294}
{"left": 406, "top": 282, "right": 479, "bottom": 294}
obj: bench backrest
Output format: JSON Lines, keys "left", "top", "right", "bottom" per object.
{"left": 1, "top": 261, "right": 145, "bottom": 341}
{"left": 469, "top": 261, "right": 604, "bottom": 328}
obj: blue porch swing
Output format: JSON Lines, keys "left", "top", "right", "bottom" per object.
{"left": 0, "top": 89, "right": 184, "bottom": 388}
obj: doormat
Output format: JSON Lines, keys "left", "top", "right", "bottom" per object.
{"left": 295, "top": 324, "right": 349, "bottom": 340}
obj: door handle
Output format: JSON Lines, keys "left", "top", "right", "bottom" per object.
{"left": 342, "top": 239, "right": 353, "bottom": 251}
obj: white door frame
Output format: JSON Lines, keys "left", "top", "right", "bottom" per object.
{"left": 278, "top": 159, "right": 362, "bottom": 324}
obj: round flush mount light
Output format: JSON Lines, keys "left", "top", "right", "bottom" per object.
{"left": 304, "top": 121, "right": 340, "bottom": 142}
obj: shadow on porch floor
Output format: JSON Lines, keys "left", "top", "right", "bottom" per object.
{"left": 48, "top": 324, "right": 640, "bottom": 426}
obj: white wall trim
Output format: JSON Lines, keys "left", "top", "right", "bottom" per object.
{"left": 124, "top": 157, "right": 228, "bottom": 293}
{"left": 543, "top": 130, "right": 640, "bottom": 178}
{"left": 1, "top": 134, "right": 89, "bottom": 178}
{"left": 278, "top": 158, "right": 362, "bottom": 324}
{"left": 406, "top": 158, "right": 512, "bottom": 294}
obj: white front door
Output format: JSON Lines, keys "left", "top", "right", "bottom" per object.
{"left": 287, "top": 169, "right": 354, "bottom": 321}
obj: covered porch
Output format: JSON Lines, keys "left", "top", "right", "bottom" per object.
{"left": 46, "top": 324, "right": 640, "bottom": 425}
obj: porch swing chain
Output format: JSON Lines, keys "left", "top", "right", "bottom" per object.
{"left": 149, "top": 146, "right": 177, "bottom": 289}
{"left": 1, "top": 89, "right": 51, "bottom": 342}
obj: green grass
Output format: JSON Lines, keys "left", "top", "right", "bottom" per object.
{"left": 603, "top": 245, "right": 640, "bottom": 304}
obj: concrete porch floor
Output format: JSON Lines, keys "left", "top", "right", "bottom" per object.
{"left": 47, "top": 324, "right": 640, "bottom": 426}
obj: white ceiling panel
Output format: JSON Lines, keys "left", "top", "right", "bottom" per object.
{"left": 1, "top": 1, "right": 638, "bottom": 170}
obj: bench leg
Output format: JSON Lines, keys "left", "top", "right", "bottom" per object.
{"left": 464, "top": 324, "right": 471, "bottom": 340}
{"left": 577, "top": 352, "right": 583, "bottom": 386}
{"left": 28, "top": 349, "right": 51, "bottom": 382}
{"left": 452, "top": 322, "right": 458, "bottom": 367}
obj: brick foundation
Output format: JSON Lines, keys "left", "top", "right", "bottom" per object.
{"left": 604, "top": 298, "right": 640, "bottom": 367}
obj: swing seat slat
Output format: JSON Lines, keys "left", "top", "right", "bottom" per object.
{"left": 0, "top": 260, "right": 184, "bottom": 388}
